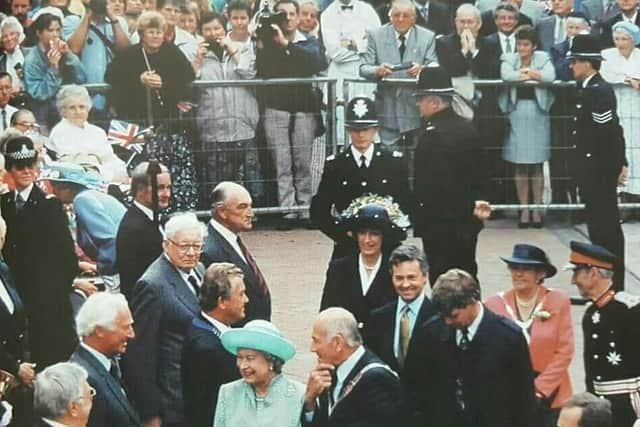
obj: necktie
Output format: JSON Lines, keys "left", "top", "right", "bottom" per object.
{"left": 109, "top": 358, "right": 122, "bottom": 383}
{"left": 359, "top": 154, "right": 367, "bottom": 169}
{"left": 505, "top": 36, "right": 512, "bottom": 53}
{"left": 1, "top": 109, "right": 6, "bottom": 131}
{"left": 188, "top": 274, "right": 200, "bottom": 296}
{"left": 237, "top": 236, "right": 269, "bottom": 295}
{"left": 556, "top": 17, "right": 566, "bottom": 43}
{"left": 458, "top": 328, "right": 470, "bottom": 351}
{"left": 398, "top": 305, "right": 411, "bottom": 366}
{"left": 15, "top": 194, "right": 25, "bottom": 212}
{"left": 341, "top": 4, "right": 353, "bottom": 10}
{"left": 327, "top": 368, "right": 339, "bottom": 413}
{"left": 398, "top": 34, "right": 406, "bottom": 60}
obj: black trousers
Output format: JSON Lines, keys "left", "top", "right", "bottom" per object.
{"left": 421, "top": 223, "right": 480, "bottom": 286}
{"left": 581, "top": 180, "right": 625, "bottom": 290}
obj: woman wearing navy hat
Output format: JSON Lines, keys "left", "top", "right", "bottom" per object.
{"left": 320, "top": 199, "right": 408, "bottom": 329}
{"left": 485, "top": 244, "right": 574, "bottom": 427}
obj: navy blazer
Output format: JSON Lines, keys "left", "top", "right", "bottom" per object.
{"left": 69, "top": 346, "right": 142, "bottom": 427}
{"left": 121, "top": 255, "right": 202, "bottom": 425}
{"left": 320, "top": 254, "right": 396, "bottom": 329}
{"left": 0, "top": 261, "right": 27, "bottom": 376}
{"left": 181, "top": 314, "right": 240, "bottom": 427}
{"left": 200, "top": 223, "right": 271, "bottom": 324}
{"left": 404, "top": 307, "right": 537, "bottom": 427}
{"left": 364, "top": 297, "right": 437, "bottom": 375}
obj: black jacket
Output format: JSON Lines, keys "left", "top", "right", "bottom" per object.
{"left": 320, "top": 254, "right": 396, "bottom": 328}
{"left": 116, "top": 204, "right": 163, "bottom": 299}
{"left": 364, "top": 297, "right": 437, "bottom": 375}
{"left": 200, "top": 223, "right": 271, "bottom": 324}
{"left": 181, "top": 315, "right": 240, "bottom": 427}
{"left": 435, "top": 33, "right": 494, "bottom": 77}
{"left": 413, "top": 108, "right": 487, "bottom": 236}
{"left": 404, "top": 307, "right": 536, "bottom": 427}
{"left": 1, "top": 186, "right": 77, "bottom": 368}
{"left": 0, "top": 261, "right": 27, "bottom": 377}
{"left": 70, "top": 346, "right": 142, "bottom": 427}
{"left": 307, "top": 348, "right": 403, "bottom": 427}
{"left": 310, "top": 145, "right": 413, "bottom": 259}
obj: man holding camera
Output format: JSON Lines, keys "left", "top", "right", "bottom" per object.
{"left": 255, "top": 0, "right": 327, "bottom": 230}
{"left": 62, "top": 0, "right": 130, "bottom": 119}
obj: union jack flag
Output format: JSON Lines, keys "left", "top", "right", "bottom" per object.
{"left": 108, "top": 120, "right": 149, "bottom": 153}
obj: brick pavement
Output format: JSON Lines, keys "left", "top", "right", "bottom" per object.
{"left": 242, "top": 220, "right": 640, "bottom": 392}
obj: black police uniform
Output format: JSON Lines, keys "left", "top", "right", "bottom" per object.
{"left": 414, "top": 107, "right": 487, "bottom": 282}
{"left": 583, "top": 290, "right": 640, "bottom": 427}
{"left": 570, "top": 72, "right": 627, "bottom": 290}
{"left": 311, "top": 147, "right": 413, "bottom": 259}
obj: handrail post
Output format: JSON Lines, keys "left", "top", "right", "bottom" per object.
{"left": 326, "top": 79, "right": 338, "bottom": 155}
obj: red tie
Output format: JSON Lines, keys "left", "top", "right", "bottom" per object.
{"left": 237, "top": 236, "right": 269, "bottom": 295}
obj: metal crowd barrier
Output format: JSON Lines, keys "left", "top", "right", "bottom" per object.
{"left": 83, "top": 77, "right": 640, "bottom": 215}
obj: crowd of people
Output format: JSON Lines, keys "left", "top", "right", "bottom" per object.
{"left": 1, "top": 0, "right": 640, "bottom": 425}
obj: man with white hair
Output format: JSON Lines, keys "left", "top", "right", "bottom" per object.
{"left": 303, "top": 307, "right": 403, "bottom": 426}
{"left": 122, "top": 212, "right": 205, "bottom": 427}
{"left": 33, "top": 362, "right": 94, "bottom": 427}
{"left": 0, "top": 73, "right": 17, "bottom": 133}
{"left": 201, "top": 181, "right": 271, "bottom": 325}
{"left": 70, "top": 293, "right": 141, "bottom": 427}
{"left": 0, "top": 17, "right": 26, "bottom": 100}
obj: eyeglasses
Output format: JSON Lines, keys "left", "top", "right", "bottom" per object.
{"left": 168, "top": 238, "right": 203, "bottom": 255}
{"left": 75, "top": 386, "right": 97, "bottom": 402}
{"left": 15, "top": 122, "right": 39, "bottom": 130}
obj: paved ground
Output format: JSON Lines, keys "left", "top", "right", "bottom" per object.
{"left": 241, "top": 218, "right": 640, "bottom": 392}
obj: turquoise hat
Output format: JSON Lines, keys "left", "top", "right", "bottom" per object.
{"left": 612, "top": 21, "right": 640, "bottom": 45}
{"left": 221, "top": 320, "right": 296, "bottom": 362}
{"left": 38, "top": 162, "right": 105, "bottom": 190}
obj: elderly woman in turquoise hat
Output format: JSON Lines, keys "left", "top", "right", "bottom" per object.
{"left": 601, "top": 21, "right": 640, "bottom": 202}
{"left": 214, "top": 320, "right": 305, "bottom": 427}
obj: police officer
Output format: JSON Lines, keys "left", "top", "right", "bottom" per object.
{"left": 310, "top": 96, "right": 413, "bottom": 260}
{"left": 567, "top": 34, "right": 628, "bottom": 291}
{"left": 566, "top": 241, "right": 640, "bottom": 427}
{"left": 0, "top": 136, "right": 78, "bottom": 369}
{"left": 413, "top": 66, "right": 491, "bottom": 282}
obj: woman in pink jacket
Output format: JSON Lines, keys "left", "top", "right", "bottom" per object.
{"left": 485, "top": 244, "right": 574, "bottom": 427}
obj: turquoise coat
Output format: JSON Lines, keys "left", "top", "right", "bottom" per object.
{"left": 214, "top": 375, "right": 306, "bottom": 427}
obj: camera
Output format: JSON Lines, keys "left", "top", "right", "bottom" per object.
{"left": 87, "top": 0, "right": 107, "bottom": 15}
{"left": 255, "top": 2, "right": 287, "bottom": 44}
{"left": 206, "top": 40, "right": 224, "bottom": 59}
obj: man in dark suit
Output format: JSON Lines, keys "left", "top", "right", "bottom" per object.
{"left": 364, "top": 244, "right": 436, "bottom": 376}
{"left": 1, "top": 136, "right": 78, "bottom": 370}
{"left": 71, "top": 293, "right": 141, "bottom": 427}
{"left": 201, "top": 182, "right": 271, "bottom": 324}
{"left": 116, "top": 161, "right": 171, "bottom": 299}
{"left": 404, "top": 269, "right": 537, "bottom": 427}
{"left": 600, "top": 0, "right": 640, "bottom": 46}
{"left": 536, "top": 0, "right": 585, "bottom": 51}
{"left": 377, "top": 0, "right": 451, "bottom": 35}
{"left": 311, "top": 97, "right": 412, "bottom": 260}
{"left": 0, "top": 216, "right": 35, "bottom": 427}
{"left": 122, "top": 213, "right": 204, "bottom": 427}
{"left": 182, "top": 263, "right": 246, "bottom": 427}
{"left": 303, "top": 307, "right": 403, "bottom": 427}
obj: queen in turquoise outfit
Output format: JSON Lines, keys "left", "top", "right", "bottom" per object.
{"left": 214, "top": 320, "right": 305, "bottom": 427}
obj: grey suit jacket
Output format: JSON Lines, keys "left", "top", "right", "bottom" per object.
{"left": 70, "top": 346, "right": 142, "bottom": 427}
{"left": 581, "top": 0, "right": 619, "bottom": 24}
{"left": 121, "top": 255, "right": 202, "bottom": 425}
{"left": 536, "top": 15, "right": 558, "bottom": 52}
{"left": 360, "top": 24, "right": 436, "bottom": 142}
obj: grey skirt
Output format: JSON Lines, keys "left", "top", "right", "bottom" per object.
{"left": 502, "top": 99, "right": 551, "bottom": 165}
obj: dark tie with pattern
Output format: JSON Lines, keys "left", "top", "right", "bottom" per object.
{"left": 15, "top": 194, "right": 25, "bottom": 212}
{"left": 1, "top": 109, "right": 6, "bottom": 131}
{"left": 399, "top": 34, "right": 406, "bottom": 60}
{"left": 458, "top": 327, "right": 470, "bottom": 351}
{"left": 341, "top": 4, "right": 353, "bottom": 10}
{"left": 188, "top": 274, "right": 200, "bottom": 296}
{"left": 359, "top": 154, "right": 367, "bottom": 169}
{"left": 237, "top": 236, "right": 269, "bottom": 295}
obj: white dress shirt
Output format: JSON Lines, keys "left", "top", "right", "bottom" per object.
{"left": 80, "top": 342, "right": 111, "bottom": 371}
{"left": 42, "top": 419, "right": 70, "bottom": 427}
{"left": 350, "top": 143, "right": 374, "bottom": 168}
{"left": 357, "top": 253, "right": 381, "bottom": 296}
{"left": 0, "top": 277, "right": 14, "bottom": 315}
{"left": 498, "top": 32, "right": 515, "bottom": 54}
{"left": 393, "top": 293, "right": 425, "bottom": 358}
{"left": 177, "top": 267, "right": 201, "bottom": 296}
{"left": 456, "top": 303, "right": 484, "bottom": 346}
{"left": 582, "top": 72, "right": 597, "bottom": 88}
{"left": 4, "top": 49, "right": 25, "bottom": 92}
{"left": 0, "top": 104, "right": 18, "bottom": 133}
{"left": 395, "top": 28, "right": 412, "bottom": 49}
{"left": 210, "top": 218, "right": 247, "bottom": 263}
{"left": 201, "top": 311, "right": 230, "bottom": 335}
{"left": 624, "top": 11, "right": 638, "bottom": 23}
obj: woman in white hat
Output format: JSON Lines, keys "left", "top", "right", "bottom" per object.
{"left": 214, "top": 320, "right": 305, "bottom": 427}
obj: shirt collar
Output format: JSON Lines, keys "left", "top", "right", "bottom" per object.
{"left": 210, "top": 218, "right": 239, "bottom": 244}
{"left": 350, "top": 144, "right": 375, "bottom": 167}
{"left": 292, "top": 30, "right": 307, "bottom": 43}
{"left": 396, "top": 292, "right": 425, "bottom": 316}
{"left": 42, "top": 418, "right": 71, "bottom": 427}
{"left": 625, "top": 11, "right": 638, "bottom": 22}
{"left": 464, "top": 302, "right": 484, "bottom": 341}
{"left": 16, "top": 183, "right": 33, "bottom": 203}
{"left": 201, "top": 311, "right": 230, "bottom": 334}
{"left": 413, "top": 0, "right": 428, "bottom": 10}
{"left": 336, "top": 345, "right": 365, "bottom": 384}
{"left": 133, "top": 200, "right": 154, "bottom": 221}
{"left": 395, "top": 28, "right": 412, "bottom": 41}
{"left": 583, "top": 72, "right": 597, "bottom": 88}
{"left": 80, "top": 342, "right": 112, "bottom": 371}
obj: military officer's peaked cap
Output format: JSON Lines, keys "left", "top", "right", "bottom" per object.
{"left": 414, "top": 65, "right": 456, "bottom": 96}
{"left": 564, "top": 241, "right": 616, "bottom": 271}
{"left": 5, "top": 136, "right": 38, "bottom": 169}
{"left": 345, "top": 96, "right": 378, "bottom": 129}
{"left": 566, "top": 34, "right": 604, "bottom": 60}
